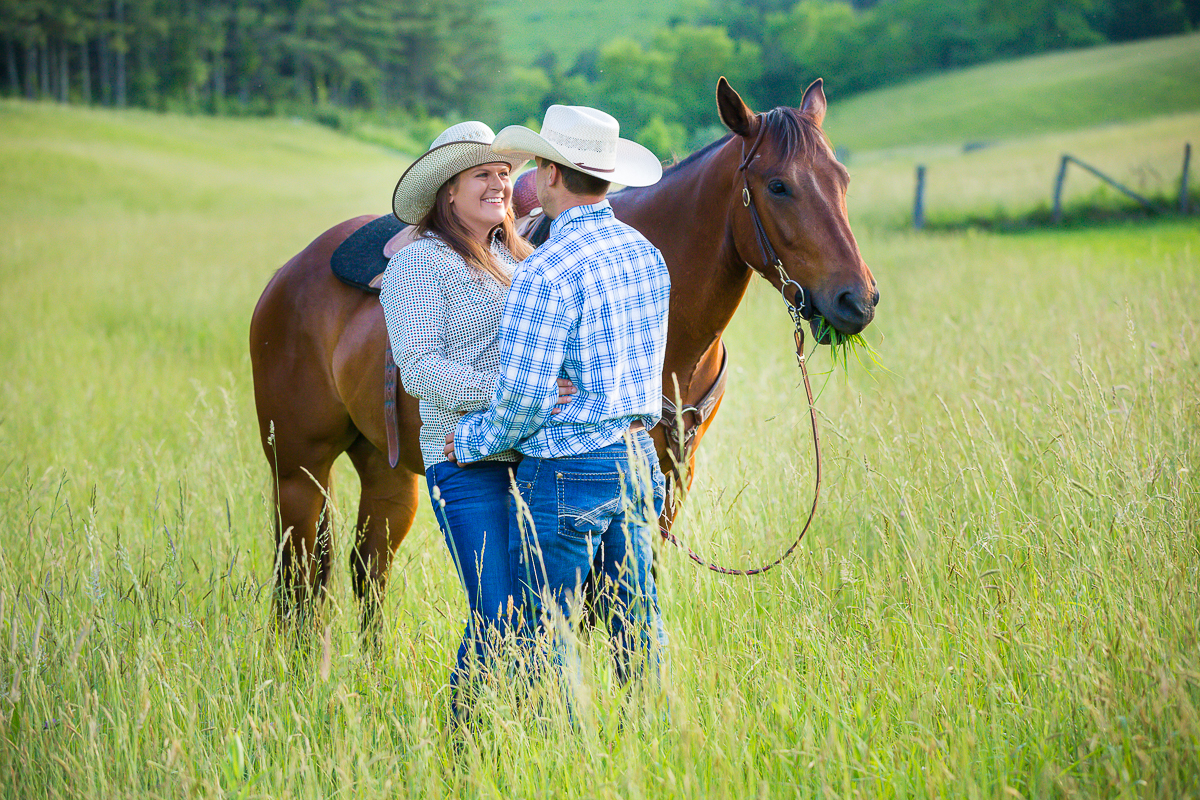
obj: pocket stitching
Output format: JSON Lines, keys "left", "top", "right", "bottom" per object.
{"left": 555, "top": 470, "right": 623, "bottom": 541}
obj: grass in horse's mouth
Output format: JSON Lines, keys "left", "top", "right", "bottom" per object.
{"left": 814, "top": 317, "right": 879, "bottom": 374}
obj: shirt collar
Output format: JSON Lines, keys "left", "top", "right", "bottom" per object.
{"left": 424, "top": 229, "right": 505, "bottom": 250}
{"left": 549, "top": 199, "right": 613, "bottom": 237}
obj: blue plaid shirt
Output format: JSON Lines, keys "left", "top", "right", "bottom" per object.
{"left": 454, "top": 200, "right": 670, "bottom": 462}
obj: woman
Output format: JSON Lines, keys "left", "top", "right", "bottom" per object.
{"left": 379, "top": 121, "right": 569, "bottom": 699}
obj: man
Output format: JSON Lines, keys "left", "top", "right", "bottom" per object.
{"left": 445, "top": 104, "right": 670, "bottom": 684}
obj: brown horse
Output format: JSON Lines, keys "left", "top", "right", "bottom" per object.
{"left": 250, "top": 78, "right": 877, "bottom": 633}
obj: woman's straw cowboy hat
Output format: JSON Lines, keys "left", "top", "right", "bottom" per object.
{"left": 491, "top": 105, "right": 662, "bottom": 188}
{"left": 392, "top": 121, "right": 529, "bottom": 224}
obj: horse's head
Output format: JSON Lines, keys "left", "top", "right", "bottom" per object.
{"left": 717, "top": 77, "right": 877, "bottom": 339}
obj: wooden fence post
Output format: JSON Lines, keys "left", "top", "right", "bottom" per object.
{"left": 1052, "top": 155, "right": 1070, "bottom": 224}
{"left": 1182, "top": 143, "right": 1192, "bottom": 214}
{"left": 1054, "top": 154, "right": 1154, "bottom": 223}
{"left": 913, "top": 164, "right": 926, "bottom": 230}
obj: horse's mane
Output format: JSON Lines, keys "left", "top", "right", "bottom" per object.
{"left": 664, "top": 133, "right": 734, "bottom": 175}
{"left": 660, "top": 106, "right": 825, "bottom": 177}
{"left": 605, "top": 108, "right": 826, "bottom": 203}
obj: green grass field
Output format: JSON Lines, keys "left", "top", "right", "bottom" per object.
{"left": 1, "top": 39, "right": 1199, "bottom": 798}
{"left": 817, "top": 31, "right": 1200, "bottom": 230}
{"left": 842, "top": 110, "right": 1200, "bottom": 229}
{"left": 824, "top": 31, "right": 1200, "bottom": 152}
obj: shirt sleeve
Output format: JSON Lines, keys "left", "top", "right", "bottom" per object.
{"left": 380, "top": 246, "right": 500, "bottom": 414}
{"left": 454, "top": 268, "right": 574, "bottom": 463}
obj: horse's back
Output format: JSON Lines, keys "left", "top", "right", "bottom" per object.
{"left": 250, "top": 215, "right": 424, "bottom": 475}
{"left": 249, "top": 216, "right": 378, "bottom": 460}
{"left": 251, "top": 216, "right": 376, "bottom": 347}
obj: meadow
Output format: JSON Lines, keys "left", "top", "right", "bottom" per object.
{"left": 1, "top": 44, "right": 1198, "bottom": 799}
{"left": 823, "top": 32, "right": 1200, "bottom": 152}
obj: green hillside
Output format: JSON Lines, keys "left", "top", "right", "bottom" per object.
{"left": 0, "top": 101, "right": 406, "bottom": 224}
{"left": 490, "top": 0, "right": 701, "bottom": 66}
{"left": 0, "top": 101, "right": 405, "bottom": 378}
{"left": 823, "top": 31, "right": 1200, "bottom": 152}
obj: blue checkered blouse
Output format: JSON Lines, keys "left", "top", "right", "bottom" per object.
{"left": 454, "top": 200, "right": 670, "bottom": 462}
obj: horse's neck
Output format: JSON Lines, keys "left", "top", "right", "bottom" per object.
{"left": 613, "top": 138, "right": 754, "bottom": 395}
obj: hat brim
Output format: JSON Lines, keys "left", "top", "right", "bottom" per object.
{"left": 392, "top": 142, "right": 529, "bottom": 224}
{"left": 491, "top": 125, "right": 662, "bottom": 187}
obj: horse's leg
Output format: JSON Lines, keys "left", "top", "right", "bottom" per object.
{"left": 269, "top": 441, "right": 346, "bottom": 627}
{"left": 345, "top": 435, "right": 421, "bottom": 645}
{"left": 255, "top": 366, "right": 356, "bottom": 625}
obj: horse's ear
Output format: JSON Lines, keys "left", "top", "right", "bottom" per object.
{"left": 716, "top": 77, "right": 756, "bottom": 137}
{"left": 800, "top": 78, "right": 826, "bottom": 127}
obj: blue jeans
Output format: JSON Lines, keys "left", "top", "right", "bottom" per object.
{"left": 425, "top": 459, "right": 517, "bottom": 690}
{"left": 508, "top": 430, "right": 668, "bottom": 686}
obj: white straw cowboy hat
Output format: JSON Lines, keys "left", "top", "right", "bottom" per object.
{"left": 491, "top": 105, "right": 662, "bottom": 187}
{"left": 392, "top": 121, "right": 528, "bottom": 224}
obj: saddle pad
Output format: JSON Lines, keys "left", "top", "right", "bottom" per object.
{"left": 527, "top": 214, "right": 552, "bottom": 246}
{"left": 330, "top": 214, "right": 407, "bottom": 293}
{"left": 333, "top": 212, "right": 555, "bottom": 294}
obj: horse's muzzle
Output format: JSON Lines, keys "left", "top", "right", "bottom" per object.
{"left": 820, "top": 282, "right": 877, "bottom": 336}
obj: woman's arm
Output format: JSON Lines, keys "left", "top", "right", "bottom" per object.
{"left": 379, "top": 246, "right": 499, "bottom": 413}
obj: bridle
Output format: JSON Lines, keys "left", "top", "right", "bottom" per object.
{"left": 659, "top": 116, "right": 823, "bottom": 576}
{"left": 736, "top": 118, "right": 815, "bottom": 322}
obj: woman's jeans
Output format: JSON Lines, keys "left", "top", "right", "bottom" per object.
{"left": 508, "top": 430, "right": 668, "bottom": 686}
{"left": 425, "top": 459, "right": 517, "bottom": 689}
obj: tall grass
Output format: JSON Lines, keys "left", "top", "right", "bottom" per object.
{"left": 1, "top": 100, "right": 1198, "bottom": 797}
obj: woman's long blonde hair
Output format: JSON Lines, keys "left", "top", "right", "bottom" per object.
{"left": 415, "top": 171, "right": 533, "bottom": 286}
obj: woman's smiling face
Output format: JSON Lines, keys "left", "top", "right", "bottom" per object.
{"left": 447, "top": 162, "right": 513, "bottom": 240}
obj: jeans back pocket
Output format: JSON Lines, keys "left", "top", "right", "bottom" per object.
{"left": 555, "top": 470, "right": 624, "bottom": 542}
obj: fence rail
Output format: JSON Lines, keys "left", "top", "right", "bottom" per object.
{"left": 911, "top": 143, "right": 1193, "bottom": 228}
{"left": 1052, "top": 154, "right": 1153, "bottom": 223}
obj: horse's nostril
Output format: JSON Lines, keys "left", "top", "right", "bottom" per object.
{"left": 837, "top": 289, "right": 868, "bottom": 319}
{"left": 829, "top": 287, "right": 875, "bottom": 334}
{"left": 872, "top": 286, "right": 880, "bottom": 307}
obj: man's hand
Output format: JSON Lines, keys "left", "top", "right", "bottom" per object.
{"left": 550, "top": 377, "right": 577, "bottom": 415}
{"left": 444, "top": 430, "right": 457, "bottom": 464}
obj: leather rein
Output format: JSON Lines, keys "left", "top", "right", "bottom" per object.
{"left": 657, "top": 118, "right": 823, "bottom": 576}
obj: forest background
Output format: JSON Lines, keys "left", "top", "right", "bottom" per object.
{"left": 3, "top": 0, "right": 1198, "bottom": 158}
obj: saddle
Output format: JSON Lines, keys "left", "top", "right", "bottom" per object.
{"left": 330, "top": 212, "right": 553, "bottom": 294}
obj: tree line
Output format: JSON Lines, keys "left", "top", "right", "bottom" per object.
{"left": 0, "top": 0, "right": 500, "bottom": 116}
{"left": 495, "top": 0, "right": 1199, "bottom": 155}
{"left": 2, "top": 0, "right": 1196, "bottom": 154}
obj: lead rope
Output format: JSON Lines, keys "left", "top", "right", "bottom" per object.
{"left": 659, "top": 279, "right": 823, "bottom": 575}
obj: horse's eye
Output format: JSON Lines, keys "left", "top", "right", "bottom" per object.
{"left": 768, "top": 180, "right": 788, "bottom": 196}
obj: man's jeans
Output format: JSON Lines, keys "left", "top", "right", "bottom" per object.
{"left": 508, "top": 430, "right": 668, "bottom": 685}
{"left": 426, "top": 460, "right": 516, "bottom": 691}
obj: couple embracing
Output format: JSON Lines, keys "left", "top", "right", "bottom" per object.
{"left": 378, "top": 105, "right": 670, "bottom": 712}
